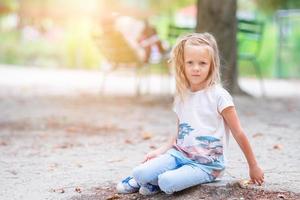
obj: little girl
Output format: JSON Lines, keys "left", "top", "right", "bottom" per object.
{"left": 116, "top": 32, "right": 264, "bottom": 195}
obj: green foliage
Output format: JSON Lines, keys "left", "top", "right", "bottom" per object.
{"left": 278, "top": 21, "right": 300, "bottom": 78}
{"left": 255, "top": 0, "right": 300, "bottom": 15}
{"left": 258, "top": 23, "right": 277, "bottom": 77}
{"left": 148, "top": 0, "right": 195, "bottom": 12}
{"left": 152, "top": 15, "right": 171, "bottom": 41}
{"left": 62, "top": 23, "right": 101, "bottom": 69}
{"left": 0, "top": 26, "right": 101, "bottom": 69}
{"left": 0, "top": 31, "right": 61, "bottom": 67}
{"left": 292, "top": 27, "right": 300, "bottom": 68}
{"left": 1, "top": 0, "right": 299, "bottom": 77}
{"left": 0, "top": 0, "right": 18, "bottom": 15}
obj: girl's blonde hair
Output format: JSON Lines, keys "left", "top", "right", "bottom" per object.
{"left": 170, "top": 32, "right": 221, "bottom": 100}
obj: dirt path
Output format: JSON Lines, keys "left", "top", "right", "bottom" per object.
{"left": 0, "top": 68, "right": 300, "bottom": 200}
{"left": 0, "top": 94, "right": 175, "bottom": 199}
{"left": 0, "top": 92, "right": 300, "bottom": 199}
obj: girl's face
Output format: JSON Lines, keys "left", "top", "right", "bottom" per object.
{"left": 184, "top": 44, "right": 211, "bottom": 92}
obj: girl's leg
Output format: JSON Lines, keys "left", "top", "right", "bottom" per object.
{"left": 132, "top": 153, "right": 178, "bottom": 186}
{"left": 157, "top": 164, "right": 214, "bottom": 194}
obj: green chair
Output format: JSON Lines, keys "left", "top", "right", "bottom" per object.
{"left": 238, "top": 19, "right": 265, "bottom": 96}
{"left": 167, "top": 24, "right": 194, "bottom": 46}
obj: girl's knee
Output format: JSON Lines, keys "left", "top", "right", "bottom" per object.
{"left": 157, "top": 173, "right": 175, "bottom": 194}
{"left": 132, "top": 165, "right": 153, "bottom": 185}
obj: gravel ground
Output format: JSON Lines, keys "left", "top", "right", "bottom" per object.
{"left": 0, "top": 66, "right": 300, "bottom": 200}
{"left": 0, "top": 92, "right": 300, "bottom": 200}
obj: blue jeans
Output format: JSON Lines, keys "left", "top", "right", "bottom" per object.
{"left": 132, "top": 152, "right": 215, "bottom": 194}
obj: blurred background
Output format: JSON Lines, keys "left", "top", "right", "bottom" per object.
{"left": 1, "top": 2, "right": 300, "bottom": 199}
{"left": 0, "top": 0, "right": 300, "bottom": 96}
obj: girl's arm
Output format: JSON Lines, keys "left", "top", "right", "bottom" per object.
{"left": 142, "top": 119, "right": 178, "bottom": 163}
{"left": 221, "top": 106, "right": 264, "bottom": 185}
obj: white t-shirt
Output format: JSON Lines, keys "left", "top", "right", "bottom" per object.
{"left": 172, "top": 85, "right": 234, "bottom": 170}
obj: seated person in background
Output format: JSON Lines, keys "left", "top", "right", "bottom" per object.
{"left": 138, "top": 20, "right": 167, "bottom": 64}
{"left": 101, "top": 14, "right": 168, "bottom": 65}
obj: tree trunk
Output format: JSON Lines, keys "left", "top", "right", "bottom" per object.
{"left": 196, "top": 0, "right": 244, "bottom": 94}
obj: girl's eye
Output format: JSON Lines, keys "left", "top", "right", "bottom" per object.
{"left": 200, "top": 62, "right": 207, "bottom": 65}
{"left": 187, "top": 61, "right": 193, "bottom": 65}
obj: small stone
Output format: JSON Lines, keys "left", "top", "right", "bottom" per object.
{"left": 75, "top": 187, "right": 82, "bottom": 193}
{"left": 278, "top": 194, "right": 286, "bottom": 199}
{"left": 238, "top": 180, "right": 251, "bottom": 188}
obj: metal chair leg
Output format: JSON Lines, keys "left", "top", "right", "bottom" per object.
{"left": 253, "top": 59, "right": 266, "bottom": 97}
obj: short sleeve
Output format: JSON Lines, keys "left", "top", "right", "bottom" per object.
{"left": 217, "top": 88, "right": 234, "bottom": 113}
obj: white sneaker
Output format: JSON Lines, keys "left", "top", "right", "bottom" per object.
{"left": 116, "top": 176, "right": 140, "bottom": 194}
{"left": 139, "top": 183, "right": 160, "bottom": 195}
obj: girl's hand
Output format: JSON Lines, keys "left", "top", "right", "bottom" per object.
{"left": 142, "top": 149, "right": 162, "bottom": 163}
{"left": 249, "top": 165, "right": 264, "bottom": 185}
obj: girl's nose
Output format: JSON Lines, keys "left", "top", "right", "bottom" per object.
{"left": 192, "top": 65, "right": 200, "bottom": 71}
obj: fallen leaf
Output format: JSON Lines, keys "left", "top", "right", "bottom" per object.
{"left": 124, "top": 139, "right": 133, "bottom": 144}
{"left": 54, "top": 143, "right": 76, "bottom": 149}
{"left": 76, "top": 163, "right": 83, "bottom": 168}
{"left": 48, "top": 163, "right": 58, "bottom": 171}
{"left": 51, "top": 188, "right": 65, "bottom": 193}
{"left": 107, "top": 159, "right": 123, "bottom": 163}
{"left": 253, "top": 133, "right": 263, "bottom": 138}
{"left": 141, "top": 131, "right": 153, "bottom": 140}
{"left": 273, "top": 144, "right": 283, "bottom": 150}
{"left": 244, "top": 112, "right": 256, "bottom": 116}
{"left": 9, "top": 170, "right": 17, "bottom": 175}
{"left": 65, "top": 126, "right": 80, "bottom": 133}
{"left": 46, "top": 118, "right": 62, "bottom": 129}
{"left": 0, "top": 120, "right": 30, "bottom": 131}
{"left": 57, "top": 188, "right": 65, "bottom": 193}
{"left": 0, "top": 140, "right": 7, "bottom": 146}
